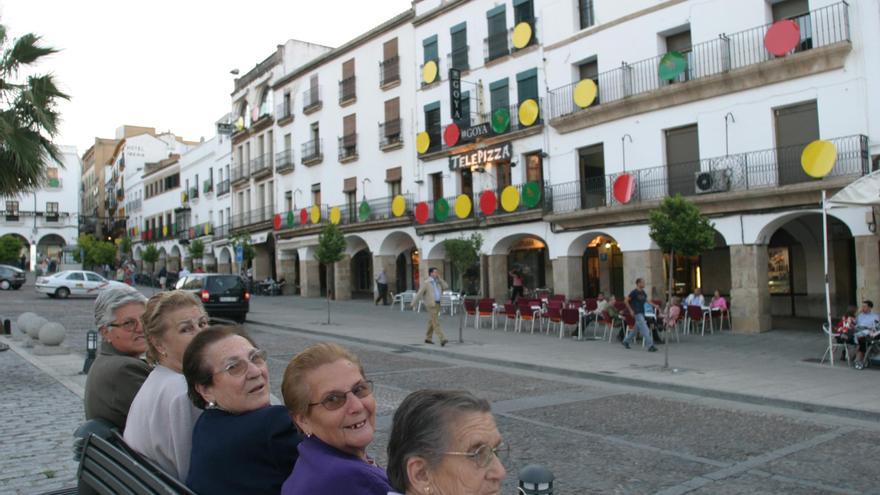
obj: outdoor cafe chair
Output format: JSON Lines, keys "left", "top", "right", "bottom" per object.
{"left": 501, "top": 303, "right": 517, "bottom": 332}
{"left": 584, "top": 298, "right": 598, "bottom": 312}
{"left": 476, "top": 298, "right": 496, "bottom": 329}
{"left": 544, "top": 305, "right": 563, "bottom": 335}
{"left": 559, "top": 307, "right": 581, "bottom": 339}
{"left": 463, "top": 298, "right": 478, "bottom": 328}
{"left": 686, "top": 305, "right": 712, "bottom": 336}
{"left": 820, "top": 322, "right": 852, "bottom": 367}
{"left": 717, "top": 304, "right": 732, "bottom": 331}
{"left": 516, "top": 300, "right": 540, "bottom": 334}
{"left": 600, "top": 311, "right": 621, "bottom": 342}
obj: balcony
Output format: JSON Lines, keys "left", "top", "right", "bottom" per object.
{"left": 231, "top": 205, "right": 275, "bottom": 230}
{"left": 302, "top": 139, "right": 323, "bottom": 166}
{"left": 214, "top": 223, "right": 229, "bottom": 239}
{"left": 116, "top": 187, "right": 124, "bottom": 200}
{"left": 547, "top": 134, "right": 868, "bottom": 221}
{"left": 330, "top": 194, "right": 414, "bottom": 226}
{"left": 379, "top": 56, "right": 400, "bottom": 88}
{"left": 190, "top": 186, "right": 199, "bottom": 200}
{"left": 276, "top": 103, "right": 293, "bottom": 125}
{"left": 338, "top": 134, "right": 358, "bottom": 162}
{"left": 447, "top": 46, "right": 469, "bottom": 71}
{"left": 45, "top": 211, "right": 60, "bottom": 222}
{"left": 339, "top": 76, "right": 356, "bottom": 105}
{"left": 275, "top": 149, "right": 294, "bottom": 174}
{"left": 4, "top": 211, "right": 19, "bottom": 222}
{"left": 547, "top": 2, "right": 851, "bottom": 132}
{"left": 216, "top": 179, "right": 230, "bottom": 196}
{"left": 251, "top": 153, "right": 273, "bottom": 180}
{"left": 379, "top": 119, "right": 403, "bottom": 151}
{"left": 483, "top": 31, "right": 509, "bottom": 63}
{"left": 203, "top": 179, "right": 213, "bottom": 194}
{"left": 231, "top": 163, "right": 249, "bottom": 186}
{"left": 415, "top": 183, "right": 548, "bottom": 228}
{"left": 303, "top": 87, "right": 322, "bottom": 114}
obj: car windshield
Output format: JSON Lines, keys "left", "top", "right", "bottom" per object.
{"left": 206, "top": 276, "right": 244, "bottom": 295}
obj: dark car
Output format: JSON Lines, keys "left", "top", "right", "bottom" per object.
{"left": 0, "top": 264, "right": 26, "bottom": 290}
{"left": 175, "top": 273, "right": 250, "bottom": 322}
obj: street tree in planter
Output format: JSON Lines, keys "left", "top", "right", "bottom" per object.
{"left": 0, "top": 235, "right": 23, "bottom": 264}
{"left": 188, "top": 239, "right": 205, "bottom": 270}
{"left": 314, "top": 223, "right": 346, "bottom": 324}
{"left": 229, "top": 233, "right": 255, "bottom": 272}
{"left": 443, "top": 233, "right": 483, "bottom": 295}
{"left": 141, "top": 244, "right": 160, "bottom": 285}
{"left": 118, "top": 235, "right": 132, "bottom": 261}
{"left": 648, "top": 194, "right": 716, "bottom": 368}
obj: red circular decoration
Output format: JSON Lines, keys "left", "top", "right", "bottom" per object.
{"left": 764, "top": 20, "right": 800, "bottom": 56}
{"left": 273, "top": 213, "right": 282, "bottom": 230}
{"left": 613, "top": 173, "right": 636, "bottom": 204}
{"left": 479, "top": 190, "right": 497, "bottom": 216}
{"left": 299, "top": 208, "right": 308, "bottom": 225}
{"left": 444, "top": 123, "right": 460, "bottom": 147}
{"left": 414, "top": 202, "right": 429, "bottom": 224}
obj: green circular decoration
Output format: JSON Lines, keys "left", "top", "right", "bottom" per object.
{"left": 286, "top": 211, "right": 295, "bottom": 228}
{"left": 359, "top": 200, "right": 372, "bottom": 221}
{"left": 434, "top": 197, "right": 450, "bottom": 221}
{"left": 658, "top": 51, "right": 687, "bottom": 80}
{"left": 522, "top": 181, "right": 542, "bottom": 208}
{"left": 491, "top": 108, "right": 510, "bottom": 134}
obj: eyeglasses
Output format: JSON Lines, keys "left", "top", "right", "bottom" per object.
{"left": 308, "top": 380, "right": 374, "bottom": 411}
{"left": 444, "top": 442, "right": 509, "bottom": 469}
{"left": 107, "top": 319, "right": 141, "bottom": 333}
{"left": 214, "top": 348, "right": 268, "bottom": 377}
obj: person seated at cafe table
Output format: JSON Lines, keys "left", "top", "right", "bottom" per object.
{"left": 853, "top": 300, "right": 880, "bottom": 367}
{"left": 684, "top": 288, "right": 705, "bottom": 308}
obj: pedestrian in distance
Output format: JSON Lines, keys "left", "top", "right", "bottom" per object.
{"left": 509, "top": 269, "right": 525, "bottom": 304}
{"left": 158, "top": 266, "right": 167, "bottom": 290}
{"left": 375, "top": 268, "right": 389, "bottom": 306}
{"left": 622, "top": 278, "right": 659, "bottom": 352}
{"left": 415, "top": 267, "right": 449, "bottom": 346}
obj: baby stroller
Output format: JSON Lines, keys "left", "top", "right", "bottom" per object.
{"left": 853, "top": 321, "right": 880, "bottom": 370}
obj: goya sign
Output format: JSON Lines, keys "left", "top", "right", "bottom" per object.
{"left": 448, "top": 142, "right": 512, "bottom": 170}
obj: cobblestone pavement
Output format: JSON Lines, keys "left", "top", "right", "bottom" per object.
{"left": 2, "top": 287, "right": 879, "bottom": 494}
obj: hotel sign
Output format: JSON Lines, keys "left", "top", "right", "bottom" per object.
{"left": 460, "top": 123, "right": 491, "bottom": 142}
{"left": 448, "top": 142, "right": 512, "bottom": 170}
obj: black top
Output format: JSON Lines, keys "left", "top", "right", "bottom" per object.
{"left": 628, "top": 289, "right": 647, "bottom": 315}
{"left": 187, "top": 405, "right": 301, "bottom": 495}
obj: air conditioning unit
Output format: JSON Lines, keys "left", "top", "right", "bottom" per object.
{"left": 694, "top": 169, "right": 731, "bottom": 194}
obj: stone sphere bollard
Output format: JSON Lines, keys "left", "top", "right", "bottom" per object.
{"left": 38, "top": 322, "right": 66, "bottom": 346}
{"left": 27, "top": 316, "right": 48, "bottom": 340}
{"left": 16, "top": 312, "right": 37, "bottom": 336}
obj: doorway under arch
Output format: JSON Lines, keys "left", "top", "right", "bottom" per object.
{"left": 582, "top": 235, "right": 623, "bottom": 299}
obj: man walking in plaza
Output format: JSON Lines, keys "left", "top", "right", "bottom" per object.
{"left": 375, "top": 268, "right": 389, "bottom": 305}
{"left": 623, "top": 278, "right": 658, "bottom": 352}
{"left": 416, "top": 267, "right": 448, "bottom": 346}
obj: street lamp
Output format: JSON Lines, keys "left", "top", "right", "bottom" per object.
{"left": 82, "top": 331, "right": 98, "bottom": 374}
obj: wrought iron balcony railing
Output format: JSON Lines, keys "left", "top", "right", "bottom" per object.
{"left": 275, "top": 149, "right": 294, "bottom": 173}
{"left": 380, "top": 56, "right": 400, "bottom": 86}
{"left": 339, "top": 76, "right": 356, "bottom": 103}
{"left": 338, "top": 134, "right": 358, "bottom": 161}
{"left": 379, "top": 119, "right": 403, "bottom": 149}
{"left": 302, "top": 139, "right": 323, "bottom": 164}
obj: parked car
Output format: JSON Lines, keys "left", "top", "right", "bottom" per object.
{"left": 0, "top": 264, "right": 26, "bottom": 290}
{"left": 35, "top": 270, "right": 129, "bottom": 299}
{"left": 174, "top": 273, "right": 250, "bottom": 322}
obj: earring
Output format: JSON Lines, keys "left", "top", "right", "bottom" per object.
{"left": 305, "top": 431, "right": 312, "bottom": 438}
{"left": 207, "top": 401, "right": 216, "bottom": 409}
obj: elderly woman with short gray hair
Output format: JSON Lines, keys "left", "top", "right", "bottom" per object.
{"left": 386, "top": 390, "right": 507, "bottom": 495}
{"left": 83, "top": 285, "right": 151, "bottom": 431}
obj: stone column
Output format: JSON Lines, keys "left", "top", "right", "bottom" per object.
{"left": 373, "top": 255, "right": 396, "bottom": 298}
{"left": 277, "top": 254, "right": 298, "bottom": 295}
{"left": 551, "top": 256, "right": 583, "bottom": 299}
{"left": 253, "top": 246, "right": 271, "bottom": 281}
{"left": 622, "top": 249, "right": 665, "bottom": 301}
{"left": 334, "top": 254, "right": 352, "bottom": 300}
{"left": 854, "top": 234, "right": 880, "bottom": 305}
{"left": 729, "top": 244, "right": 771, "bottom": 333}
{"left": 300, "top": 259, "right": 321, "bottom": 298}
{"left": 485, "top": 254, "right": 508, "bottom": 302}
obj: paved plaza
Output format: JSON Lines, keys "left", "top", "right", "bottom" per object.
{"left": 1, "top": 284, "right": 879, "bottom": 494}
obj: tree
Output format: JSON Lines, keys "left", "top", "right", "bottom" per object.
{"left": 443, "top": 233, "right": 483, "bottom": 295}
{"left": 73, "top": 233, "right": 116, "bottom": 268}
{"left": 118, "top": 236, "right": 132, "bottom": 260}
{"left": 313, "top": 224, "right": 346, "bottom": 324}
{"left": 648, "top": 195, "right": 716, "bottom": 368}
{"left": 0, "top": 235, "right": 23, "bottom": 264}
{"left": 0, "top": 23, "right": 69, "bottom": 196}
{"left": 141, "top": 244, "right": 160, "bottom": 279}
{"left": 188, "top": 239, "right": 205, "bottom": 268}
{"left": 230, "top": 233, "right": 255, "bottom": 268}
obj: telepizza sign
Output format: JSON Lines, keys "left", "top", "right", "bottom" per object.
{"left": 448, "top": 142, "right": 512, "bottom": 170}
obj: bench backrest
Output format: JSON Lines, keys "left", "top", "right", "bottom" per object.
{"left": 78, "top": 434, "right": 196, "bottom": 495}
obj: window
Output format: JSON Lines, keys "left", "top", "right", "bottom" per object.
{"left": 340, "top": 59, "right": 356, "bottom": 104}
{"left": 281, "top": 92, "right": 291, "bottom": 119}
{"left": 423, "top": 35, "right": 438, "bottom": 64}
{"left": 285, "top": 191, "right": 293, "bottom": 212}
{"left": 665, "top": 124, "right": 700, "bottom": 197}
{"left": 774, "top": 100, "right": 819, "bottom": 186}
{"left": 311, "top": 183, "right": 321, "bottom": 206}
{"left": 772, "top": 0, "right": 812, "bottom": 51}
{"left": 458, "top": 91, "right": 471, "bottom": 128}
{"left": 665, "top": 30, "right": 693, "bottom": 82}
{"left": 430, "top": 172, "right": 444, "bottom": 200}
{"left": 382, "top": 98, "right": 401, "bottom": 147}
{"left": 5, "top": 200, "right": 19, "bottom": 220}
{"left": 514, "top": 0, "right": 535, "bottom": 24}
{"left": 424, "top": 102, "right": 441, "bottom": 152}
{"left": 47, "top": 167, "right": 61, "bottom": 188}
{"left": 340, "top": 114, "right": 358, "bottom": 160}
{"left": 345, "top": 190, "right": 357, "bottom": 222}
{"left": 579, "top": 0, "right": 595, "bottom": 29}
{"left": 305, "top": 74, "right": 320, "bottom": 110}
{"left": 486, "top": 5, "right": 508, "bottom": 62}
{"left": 67, "top": 272, "right": 85, "bottom": 281}
{"left": 578, "top": 58, "right": 599, "bottom": 104}
{"left": 516, "top": 69, "right": 538, "bottom": 104}
{"left": 524, "top": 151, "right": 544, "bottom": 186}
{"left": 450, "top": 23, "right": 468, "bottom": 70}
{"left": 46, "top": 202, "right": 59, "bottom": 220}
{"left": 490, "top": 78, "right": 509, "bottom": 113}
{"left": 381, "top": 38, "right": 400, "bottom": 86}
{"left": 258, "top": 87, "right": 273, "bottom": 118}
{"left": 389, "top": 180, "right": 402, "bottom": 197}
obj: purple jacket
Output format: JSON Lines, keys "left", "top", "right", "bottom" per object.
{"left": 281, "top": 435, "right": 391, "bottom": 495}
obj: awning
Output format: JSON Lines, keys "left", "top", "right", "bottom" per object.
{"left": 251, "top": 232, "right": 269, "bottom": 245}
{"left": 828, "top": 170, "right": 880, "bottom": 206}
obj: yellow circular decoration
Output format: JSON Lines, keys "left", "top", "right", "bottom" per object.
{"left": 310, "top": 205, "right": 321, "bottom": 224}
{"left": 204, "top": 224, "right": 210, "bottom": 235}
{"left": 162, "top": 225, "right": 168, "bottom": 236}
{"left": 391, "top": 195, "right": 406, "bottom": 217}
{"left": 329, "top": 207, "right": 341, "bottom": 225}
{"left": 801, "top": 139, "right": 837, "bottom": 178}
{"left": 512, "top": 22, "right": 533, "bottom": 50}
{"left": 422, "top": 60, "right": 438, "bottom": 84}
{"left": 416, "top": 132, "right": 431, "bottom": 154}
{"left": 500, "top": 185, "right": 520, "bottom": 212}
{"left": 518, "top": 99, "right": 539, "bottom": 127}
{"left": 454, "top": 194, "right": 472, "bottom": 219}
{"left": 573, "top": 79, "right": 598, "bottom": 108}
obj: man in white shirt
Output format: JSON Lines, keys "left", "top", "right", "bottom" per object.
{"left": 684, "top": 288, "right": 705, "bottom": 308}
{"left": 853, "top": 300, "right": 880, "bottom": 368}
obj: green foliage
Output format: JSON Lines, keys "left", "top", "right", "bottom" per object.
{"left": 0, "top": 235, "right": 23, "bottom": 263}
{"left": 648, "top": 195, "right": 716, "bottom": 257}
{"left": 118, "top": 236, "right": 132, "bottom": 258}
{"left": 73, "top": 233, "right": 116, "bottom": 267}
{"left": 444, "top": 233, "right": 483, "bottom": 288}
{"left": 230, "top": 233, "right": 255, "bottom": 262}
{"left": 188, "top": 239, "right": 205, "bottom": 260}
{"left": 0, "top": 24, "right": 69, "bottom": 196}
{"left": 314, "top": 224, "right": 346, "bottom": 265}
{"left": 141, "top": 244, "right": 159, "bottom": 265}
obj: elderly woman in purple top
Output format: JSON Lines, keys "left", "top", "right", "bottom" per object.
{"left": 281, "top": 343, "right": 391, "bottom": 495}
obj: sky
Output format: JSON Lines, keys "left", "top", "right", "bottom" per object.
{"left": 1, "top": 0, "right": 412, "bottom": 155}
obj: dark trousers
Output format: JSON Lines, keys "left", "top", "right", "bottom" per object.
{"left": 512, "top": 286, "right": 524, "bottom": 303}
{"left": 375, "top": 283, "right": 389, "bottom": 305}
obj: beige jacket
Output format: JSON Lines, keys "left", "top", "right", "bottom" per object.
{"left": 416, "top": 276, "right": 448, "bottom": 309}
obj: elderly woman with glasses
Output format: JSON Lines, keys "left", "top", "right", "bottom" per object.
{"left": 386, "top": 390, "right": 507, "bottom": 495}
{"left": 123, "top": 291, "right": 208, "bottom": 481}
{"left": 184, "top": 326, "right": 301, "bottom": 494}
{"left": 281, "top": 343, "right": 391, "bottom": 495}
{"left": 84, "top": 286, "right": 150, "bottom": 431}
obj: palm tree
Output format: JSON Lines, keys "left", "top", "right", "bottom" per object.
{"left": 0, "top": 23, "right": 69, "bottom": 196}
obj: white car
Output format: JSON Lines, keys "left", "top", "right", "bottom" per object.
{"left": 35, "top": 270, "right": 129, "bottom": 299}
